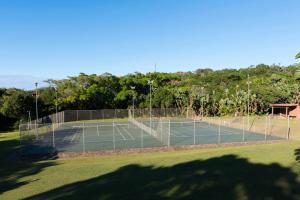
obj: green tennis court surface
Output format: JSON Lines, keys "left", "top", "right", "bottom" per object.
{"left": 20, "top": 118, "right": 284, "bottom": 156}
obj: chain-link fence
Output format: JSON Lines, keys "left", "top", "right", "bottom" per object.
{"left": 19, "top": 109, "right": 288, "bottom": 156}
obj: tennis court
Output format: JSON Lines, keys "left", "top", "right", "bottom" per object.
{"left": 20, "top": 116, "right": 285, "bottom": 156}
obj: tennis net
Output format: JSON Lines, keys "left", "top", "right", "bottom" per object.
{"left": 129, "top": 117, "right": 169, "bottom": 145}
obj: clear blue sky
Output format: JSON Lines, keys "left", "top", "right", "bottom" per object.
{"left": 0, "top": 0, "right": 299, "bottom": 89}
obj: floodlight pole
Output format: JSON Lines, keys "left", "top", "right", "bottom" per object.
{"left": 48, "top": 82, "right": 59, "bottom": 124}
{"left": 212, "top": 90, "right": 215, "bottom": 117}
{"left": 130, "top": 86, "right": 136, "bottom": 118}
{"left": 148, "top": 80, "right": 154, "bottom": 132}
{"left": 201, "top": 87, "right": 204, "bottom": 118}
{"left": 27, "top": 111, "right": 32, "bottom": 129}
{"left": 236, "top": 85, "right": 239, "bottom": 115}
{"left": 35, "top": 82, "right": 39, "bottom": 123}
{"left": 54, "top": 86, "right": 58, "bottom": 124}
{"left": 28, "top": 111, "right": 31, "bottom": 124}
{"left": 247, "top": 74, "right": 251, "bottom": 130}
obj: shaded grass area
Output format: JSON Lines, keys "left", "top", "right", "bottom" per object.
{"left": 26, "top": 155, "right": 300, "bottom": 200}
{"left": 0, "top": 132, "right": 58, "bottom": 197}
{"left": 1, "top": 132, "right": 300, "bottom": 199}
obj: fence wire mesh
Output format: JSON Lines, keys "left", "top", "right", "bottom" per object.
{"left": 19, "top": 109, "right": 288, "bottom": 156}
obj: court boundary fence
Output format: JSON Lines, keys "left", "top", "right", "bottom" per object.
{"left": 19, "top": 109, "right": 290, "bottom": 156}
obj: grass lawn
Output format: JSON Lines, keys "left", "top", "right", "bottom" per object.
{"left": 1, "top": 131, "right": 300, "bottom": 199}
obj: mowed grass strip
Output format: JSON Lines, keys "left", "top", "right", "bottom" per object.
{"left": 1, "top": 132, "right": 300, "bottom": 199}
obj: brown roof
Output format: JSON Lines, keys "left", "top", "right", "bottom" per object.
{"left": 270, "top": 104, "right": 299, "bottom": 107}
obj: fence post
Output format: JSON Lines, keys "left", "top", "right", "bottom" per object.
{"left": 35, "top": 119, "right": 38, "bottom": 139}
{"left": 82, "top": 122, "right": 85, "bottom": 154}
{"left": 97, "top": 124, "right": 99, "bottom": 136}
{"left": 287, "top": 116, "right": 290, "bottom": 140}
{"left": 168, "top": 120, "right": 171, "bottom": 147}
{"left": 268, "top": 115, "right": 271, "bottom": 135}
{"left": 52, "top": 123, "right": 55, "bottom": 148}
{"left": 141, "top": 122, "right": 143, "bottom": 148}
{"left": 265, "top": 115, "right": 267, "bottom": 141}
{"left": 218, "top": 120, "right": 221, "bottom": 144}
{"left": 243, "top": 116, "right": 245, "bottom": 142}
{"left": 193, "top": 119, "right": 196, "bottom": 145}
{"left": 19, "top": 123, "right": 21, "bottom": 145}
{"left": 102, "top": 110, "right": 104, "bottom": 122}
{"left": 113, "top": 121, "right": 116, "bottom": 150}
{"left": 160, "top": 118, "right": 163, "bottom": 142}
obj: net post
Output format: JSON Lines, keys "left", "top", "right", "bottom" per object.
{"left": 218, "top": 119, "right": 221, "bottom": 144}
{"left": 113, "top": 121, "right": 116, "bottom": 150}
{"left": 193, "top": 119, "right": 196, "bottom": 145}
{"left": 168, "top": 120, "right": 171, "bottom": 147}
{"left": 82, "top": 122, "right": 85, "bottom": 154}
{"left": 287, "top": 116, "right": 290, "bottom": 140}
{"left": 52, "top": 123, "right": 55, "bottom": 148}
{"left": 97, "top": 124, "right": 99, "bottom": 136}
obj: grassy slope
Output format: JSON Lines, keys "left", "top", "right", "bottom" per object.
{"left": 1, "top": 132, "right": 300, "bottom": 200}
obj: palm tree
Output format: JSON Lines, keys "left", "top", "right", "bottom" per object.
{"left": 296, "top": 52, "right": 300, "bottom": 59}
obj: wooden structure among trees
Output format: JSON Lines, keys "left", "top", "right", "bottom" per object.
{"left": 271, "top": 104, "right": 300, "bottom": 118}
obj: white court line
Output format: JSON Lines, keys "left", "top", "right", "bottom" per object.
{"left": 196, "top": 124, "right": 247, "bottom": 136}
{"left": 171, "top": 132, "right": 243, "bottom": 138}
{"left": 171, "top": 125, "right": 193, "bottom": 137}
{"left": 121, "top": 126, "right": 135, "bottom": 140}
{"left": 168, "top": 123, "right": 246, "bottom": 138}
{"left": 170, "top": 129, "right": 185, "bottom": 137}
{"left": 115, "top": 125, "right": 127, "bottom": 140}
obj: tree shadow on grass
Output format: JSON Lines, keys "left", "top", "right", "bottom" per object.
{"left": 0, "top": 136, "right": 58, "bottom": 195}
{"left": 26, "top": 155, "right": 300, "bottom": 200}
{"left": 295, "top": 148, "right": 300, "bottom": 162}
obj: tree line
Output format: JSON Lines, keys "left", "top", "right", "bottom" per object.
{"left": 1, "top": 61, "right": 300, "bottom": 130}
